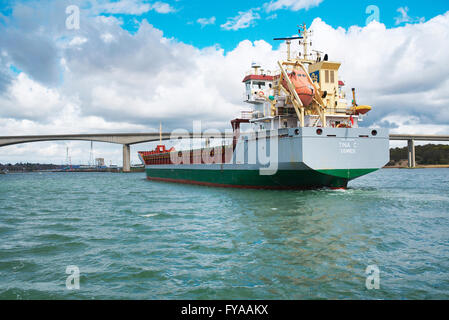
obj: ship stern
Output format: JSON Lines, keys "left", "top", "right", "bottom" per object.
{"left": 298, "top": 127, "right": 389, "bottom": 187}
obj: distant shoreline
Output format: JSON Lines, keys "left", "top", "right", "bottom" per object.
{"left": 384, "top": 164, "right": 449, "bottom": 169}
{"left": 0, "top": 167, "right": 145, "bottom": 173}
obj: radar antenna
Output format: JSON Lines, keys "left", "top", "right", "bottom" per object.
{"left": 273, "top": 23, "right": 313, "bottom": 63}
{"left": 273, "top": 36, "right": 302, "bottom": 61}
{"left": 312, "top": 50, "right": 323, "bottom": 62}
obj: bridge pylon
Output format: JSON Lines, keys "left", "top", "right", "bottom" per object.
{"left": 123, "top": 144, "right": 131, "bottom": 173}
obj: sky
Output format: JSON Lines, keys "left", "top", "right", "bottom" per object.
{"left": 0, "top": 0, "right": 448, "bottom": 165}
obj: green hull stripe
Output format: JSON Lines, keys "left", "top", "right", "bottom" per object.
{"left": 145, "top": 168, "right": 378, "bottom": 189}
{"left": 316, "top": 168, "right": 378, "bottom": 179}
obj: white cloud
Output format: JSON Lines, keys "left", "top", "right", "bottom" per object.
{"left": 307, "top": 15, "right": 449, "bottom": 133}
{"left": 100, "top": 33, "right": 115, "bottom": 43}
{"left": 69, "top": 36, "right": 88, "bottom": 46}
{"left": 94, "top": 0, "right": 175, "bottom": 15}
{"left": 197, "top": 16, "right": 216, "bottom": 27}
{"left": 394, "top": 7, "right": 425, "bottom": 25}
{"left": 221, "top": 0, "right": 322, "bottom": 30}
{"left": 96, "top": 0, "right": 151, "bottom": 15}
{"left": 150, "top": 1, "right": 175, "bottom": 14}
{"left": 0, "top": 15, "right": 278, "bottom": 163}
{"left": 0, "top": 73, "right": 62, "bottom": 121}
{"left": 221, "top": 9, "right": 261, "bottom": 31}
{"left": 264, "top": 0, "right": 323, "bottom": 12}
{"left": 374, "top": 114, "right": 449, "bottom": 135}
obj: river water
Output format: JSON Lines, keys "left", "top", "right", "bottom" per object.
{"left": 0, "top": 169, "right": 448, "bottom": 299}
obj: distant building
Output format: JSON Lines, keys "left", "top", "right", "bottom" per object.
{"left": 95, "top": 158, "right": 105, "bottom": 167}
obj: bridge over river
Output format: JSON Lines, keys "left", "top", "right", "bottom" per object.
{"left": 0, "top": 132, "right": 232, "bottom": 172}
{"left": 389, "top": 134, "right": 449, "bottom": 168}
{"left": 0, "top": 133, "right": 448, "bottom": 172}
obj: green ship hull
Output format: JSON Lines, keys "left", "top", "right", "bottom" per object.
{"left": 145, "top": 167, "right": 378, "bottom": 189}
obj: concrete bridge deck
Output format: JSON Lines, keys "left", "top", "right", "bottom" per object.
{"left": 1, "top": 133, "right": 448, "bottom": 171}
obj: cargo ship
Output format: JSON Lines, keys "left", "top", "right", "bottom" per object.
{"left": 138, "top": 25, "right": 389, "bottom": 189}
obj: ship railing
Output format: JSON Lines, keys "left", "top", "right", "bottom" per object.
{"left": 240, "top": 111, "right": 253, "bottom": 119}
{"left": 244, "top": 70, "right": 273, "bottom": 76}
{"left": 325, "top": 107, "right": 351, "bottom": 114}
{"left": 243, "top": 93, "right": 266, "bottom": 102}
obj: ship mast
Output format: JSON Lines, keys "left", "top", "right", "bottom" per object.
{"left": 273, "top": 36, "right": 302, "bottom": 61}
{"left": 159, "top": 122, "right": 162, "bottom": 145}
{"left": 273, "top": 24, "right": 326, "bottom": 127}
{"left": 299, "top": 23, "right": 313, "bottom": 64}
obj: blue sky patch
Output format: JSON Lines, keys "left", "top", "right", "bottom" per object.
{"left": 9, "top": 64, "right": 22, "bottom": 74}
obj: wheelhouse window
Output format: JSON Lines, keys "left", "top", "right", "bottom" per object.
{"left": 253, "top": 81, "right": 266, "bottom": 89}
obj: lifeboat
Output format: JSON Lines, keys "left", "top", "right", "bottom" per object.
{"left": 353, "top": 105, "right": 372, "bottom": 115}
{"left": 282, "top": 69, "right": 315, "bottom": 107}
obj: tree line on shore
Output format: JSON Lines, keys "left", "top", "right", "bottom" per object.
{"left": 389, "top": 144, "right": 449, "bottom": 166}
{"left": 0, "top": 163, "right": 62, "bottom": 172}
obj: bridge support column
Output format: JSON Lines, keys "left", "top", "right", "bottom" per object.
{"left": 123, "top": 144, "right": 131, "bottom": 172}
{"left": 407, "top": 139, "right": 416, "bottom": 168}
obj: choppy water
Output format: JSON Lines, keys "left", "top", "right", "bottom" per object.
{"left": 0, "top": 169, "right": 448, "bottom": 299}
